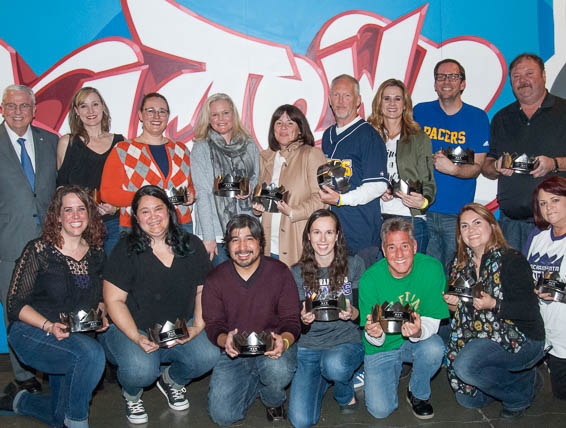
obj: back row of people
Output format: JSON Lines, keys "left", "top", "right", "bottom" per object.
{"left": 0, "top": 50, "right": 564, "bottom": 424}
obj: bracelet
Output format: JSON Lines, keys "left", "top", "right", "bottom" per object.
{"left": 553, "top": 157, "right": 559, "bottom": 173}
{"left": 420, "top": 198, "right": 429, "bottom": 210}
{"left": 282, "top": 338, "right": 290, "bottom": 351}
{"left": 337, "top": 195, "right": 342, "bottom": 207}
{"left": 42, "top": 319, "right": 49, "bottom": 331}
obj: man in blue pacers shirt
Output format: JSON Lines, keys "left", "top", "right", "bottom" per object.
{"left": 320, "top": 74, "right": 388, "bottom": 269}
{"left": 414, "top": 59, "right": 489, "bottom": 273}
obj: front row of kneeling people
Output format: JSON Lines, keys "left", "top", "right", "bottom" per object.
{"left": 3, "top": 179, "right": 564, "bottom": 427}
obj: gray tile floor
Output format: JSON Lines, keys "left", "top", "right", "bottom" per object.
{"left": 0, "top": 354, "right": 563, "bottom": 427}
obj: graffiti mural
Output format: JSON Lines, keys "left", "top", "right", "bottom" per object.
{"left": 0, "top": 0, "right": 563, "bottom": 352}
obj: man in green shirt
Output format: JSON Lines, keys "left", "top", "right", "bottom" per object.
{"left": 359, "top": 217, "right": 449, "bottom": 420}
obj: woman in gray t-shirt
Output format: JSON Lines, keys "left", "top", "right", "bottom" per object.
{"left": 288, "top": 209, "right": 365, "bottom": 427}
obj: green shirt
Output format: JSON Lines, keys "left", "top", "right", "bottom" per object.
{"left": 359, "top": 253, "right": 449, "bottom": 354}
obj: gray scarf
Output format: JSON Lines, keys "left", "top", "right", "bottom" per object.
{"left": 208, "top": 129, "right": 255, "bottom": 231}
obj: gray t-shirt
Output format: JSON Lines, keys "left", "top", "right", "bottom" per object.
{"left": 291, "top": 255, "right": 364, "bottom": 349}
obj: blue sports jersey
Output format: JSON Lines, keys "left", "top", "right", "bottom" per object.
{"left": 413, "top": 100, "right": 489, "bottom": 214}
{"left": 321, "top": 119, "right": 387, "bottom": 252}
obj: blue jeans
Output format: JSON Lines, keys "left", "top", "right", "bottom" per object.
{"left": 498, "top": 212, "right": 535, "bottom": 253}
{"left": 289, "top": 343, "right": 364, "bottom": 428}
{"left": 212, "top": 243, "right": 230, "bottom": 267}
{"left": 180, "top": 221, "right": 193, "bottom": 235}
{"left": 208, "top": 345, "right": 298, "bottom": 426}
{"left": 103, "top": 216, "right": 120, "bottom": 256}
{"left": 98, "top": 322, "right": 219, "bottom": 399}
{"left": 9, "top": 321, "right": 105, "bottom": 427}
{"left": 364, "top": 334, "right": 444, "bottom": 419}
{"left": 453, "top": 337, "right": 545, "bottom": 411}
{"left": 426, "top": 211, "right": 458, "bottom": 274}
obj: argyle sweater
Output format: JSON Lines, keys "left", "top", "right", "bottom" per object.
{"left": 101, "top": 139, "right": 194, "bottom": 227}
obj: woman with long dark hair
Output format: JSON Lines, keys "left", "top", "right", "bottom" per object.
{"left": 253, "top": 104, "right": 327, "bottom": 266}
{"left": 57, "top": 87, "right": 124, "bottom": 254}
{"left": 367, "top": 79, "right": 435, "bottom": 253}
{"left": 99, "top": 185, "right": 219, "bottom": 424}
{"left": 191, "top": 93, "right": 259, "bottom": 266}
{"left": 288, "top": 209, "right": 364, "bottom": 427}
{"left": 444, "top": 203, "right": 545, "bottom": 418}
{"left": 526, "top": 176, "right": 566, "bottom": 400}
{"left": 2, "top": 185, "right": 107, "bottom": 427}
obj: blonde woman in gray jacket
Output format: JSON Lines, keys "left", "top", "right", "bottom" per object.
{"left": 367, "top": 79, "right": 435, "bottom": 253}
{"left": 190, "top": 94, "right": 259, "bottom": 266}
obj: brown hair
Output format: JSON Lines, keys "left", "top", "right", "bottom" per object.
{"left": 68, "top": 87, "right": 111, "bottom": 145}
{"left": 139, "top": 92, "right": 170, "bottom": 113}
{"left": 298, "top": 209, "right": 348, "bottom": 294}
{"left": 367, "top": 78, "right": 421, "bottom": 142}
{"left": 455, "top": 203, "right": 509, "bottom": 269}
{"left": 42, "top": 185, "right": 105, "bottom": 248}
{"left": 267, "top": 104, "right": 315, "bottom": 151}
{"left": 509, "top": 53, "right": 544, "bottom": 77}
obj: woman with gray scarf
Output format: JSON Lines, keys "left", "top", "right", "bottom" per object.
{"left": 191, "top": 93, "right": 259, "bottom": 266}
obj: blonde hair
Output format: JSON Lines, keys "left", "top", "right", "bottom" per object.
{"left": 68, "top": 87, "right": 111, "bottom": 145}
{"left": 193, "top": 93, "right": 250, "bottom": 141}
{"left": 367, "top": 78, "right": 420, "bottom": 142}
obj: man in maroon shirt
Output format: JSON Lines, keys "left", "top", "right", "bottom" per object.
{"left": 202, "top": 214, "right": 300, "bottom": 425}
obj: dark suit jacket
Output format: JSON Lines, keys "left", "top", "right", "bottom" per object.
{"left": 0, "top": 122, "right": 58, "bottom": 262}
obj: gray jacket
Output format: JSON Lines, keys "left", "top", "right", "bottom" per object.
{"left": 190, "top": 137, "right": 260, "bottom": 241}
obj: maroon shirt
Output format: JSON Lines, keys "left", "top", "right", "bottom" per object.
{"left": 202, "top": 256, "right": 301, "bottom": 347}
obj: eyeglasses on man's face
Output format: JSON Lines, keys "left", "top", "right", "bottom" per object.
{"left": 434, "top": 73, "right": 463, "bottom": 82}
{"left": 3, "top": 103, "right": 33, "bottom": 112}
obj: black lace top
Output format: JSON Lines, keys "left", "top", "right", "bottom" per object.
{"left": 6, "top": 239, "right": 105, "bottom": 326}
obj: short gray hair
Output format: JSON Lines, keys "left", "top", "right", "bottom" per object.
{"left": 330, "top": 74, "right": 360, "bottom": 97}
{"left": 2, "top": 84, "right": 35, "bottom": 105}
{"left": 380, "top": 217, "right": 415, "bottom": 244}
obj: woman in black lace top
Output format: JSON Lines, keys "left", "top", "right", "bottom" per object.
{"left": 2, "top": 185, "right": 107, "bottom": 428}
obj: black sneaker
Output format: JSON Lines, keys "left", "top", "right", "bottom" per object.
{"left": 406, "top": 389, "right": 434, "bottom": 419}
{"left": 500, "top": 407, "right": 526, "bottom": 419}
{"left": 157, "top": 376, "right": 189, "bottom": 411}
{"left": 124, "top": 398, "right": 148, "bottom": 424}
{"left": 266, "top": 404, "right": 286, "bottom": 421}
{"left": 4, "top": 378, "right": 41, "bottom": 395}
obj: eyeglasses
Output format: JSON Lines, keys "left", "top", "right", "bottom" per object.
{"left": 3, "top": 103, "right": 33, "bottom": 112}
{"left": 435, "top": 73, "right": 463, "bottom": 82}
{"left": 143, "top": 108, "right": 169, "bottom": 117}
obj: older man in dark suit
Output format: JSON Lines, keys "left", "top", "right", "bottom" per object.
{"left": 0, "top": 84, "right": 58, "bottom": 395}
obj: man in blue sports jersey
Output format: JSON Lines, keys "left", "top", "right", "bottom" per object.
{"left": 320, "top": 74, "right": 388, "bottom": 269}
{"left": 413, "top": 59, "right": 489, "bottom": 274}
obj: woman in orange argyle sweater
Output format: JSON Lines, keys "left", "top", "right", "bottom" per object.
{"left": 101, "top": 93, "right": 195, "bottom": 233}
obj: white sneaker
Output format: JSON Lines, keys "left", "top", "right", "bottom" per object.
{"left": 354, "top": 372, "right": 365, "bottom": 390}
{"left": 125, "top": 398, "right": 148, "bottom": 424}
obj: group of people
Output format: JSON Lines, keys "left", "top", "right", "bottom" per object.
{"left": 0, "top": 50, "right": 563, "bottom": 428}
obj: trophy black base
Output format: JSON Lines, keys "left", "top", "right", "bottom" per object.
{"left": 536, "top": 285, "right": 566, "bottom": 303}
{"left": 169, "top": 196, "right": 188, "bottom": 205}
{"left": 214, "top": 189, "right": 243, "bottom": 198}
{"left": 235, "top": 344, "right": 268, "bottom": 356}
{"left": 379, "top": 319, "right": 404, "bottom": 334}
{"left": 70, "top": 320, "right": 102, "bottom": 333}
{"left": 313, "top": 308, "right": 341, "bottom": 322}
